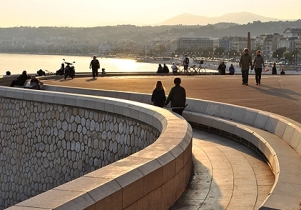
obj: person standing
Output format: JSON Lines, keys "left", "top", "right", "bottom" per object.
{"left": 229, "top": 64, "right": 235, "bottom": 75}
{"left": 165, "top": 77, "right": 186, "bottom": 116}
{"left": 218, "top": 61, "right": 226, "bottom": 75}
{"left": 253, "top": 50, "right": 265, "bottom": 85}
{"left": 89, "top": 55, "right": 100, "bottom": 79}
{"left": 183, "top": 54, "right": 189, "bottom": 73}
{"left": 272, "top": 63, "right": 277, "bottom": 74}
{"left": 151, "top": 81, "right": 166, "bottom": 108}
{"left": 239, "top": 48, "right": 253, "bottom": 85}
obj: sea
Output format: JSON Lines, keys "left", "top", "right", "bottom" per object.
{"left": 0, "top": 53, "right": 171, "bottom": 76}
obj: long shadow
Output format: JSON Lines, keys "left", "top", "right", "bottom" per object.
{"left": 249, "top": 84, "right": 301, "bottom": 101}
{"left": 170, "top": 153, "right": 223, "bottom": 210}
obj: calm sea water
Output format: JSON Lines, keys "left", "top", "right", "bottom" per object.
{"left": 0, "top": 53, "right": 165, "bottom": 76}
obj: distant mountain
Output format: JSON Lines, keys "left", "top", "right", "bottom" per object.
{"left": 159, "top": 12, "right": 281, "bottom": 25}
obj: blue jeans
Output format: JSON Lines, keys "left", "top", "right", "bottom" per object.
{"left": 241, "top": 70, "right": 249, "bottom": 84}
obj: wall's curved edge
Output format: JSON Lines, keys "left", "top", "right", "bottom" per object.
{"left": 40, "top": 85, "right": 301, "bottom": 210}
{"left": 0, "top": 86, "right": 193, "bottom": 210}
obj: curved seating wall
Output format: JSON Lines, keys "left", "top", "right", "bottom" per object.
{"left": 0, "top": 86, "right": 193, "bottom": 210}
{"left": 42, "top": 85, "right": 301, "bottom": 210}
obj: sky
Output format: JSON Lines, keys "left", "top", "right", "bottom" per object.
{"left": 1, "top": 0, "right": 300, "bottom": 27}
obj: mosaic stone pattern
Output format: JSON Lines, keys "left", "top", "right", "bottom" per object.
{"left": 0, "top": 98, "right": 160, "bottom": 209}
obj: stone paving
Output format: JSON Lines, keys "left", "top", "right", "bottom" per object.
{"left": 44, "top": 74, "right": 301, "bottom": 209}
{"left": 170, "top": 130, "right": 274, "bottom": 210}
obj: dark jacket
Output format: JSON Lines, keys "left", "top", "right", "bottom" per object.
{"left": 162, "top": 65, "right": 169, "bottom": 73}
{"left": 165, "top": 85, "right": 186, "bottom": 108}
{"left": 151, "top": 89, "right": 166, "bottom": 107}
{"left": 239, "top": 54, "right": 252, "bottom": 71}
{"left": 90, "top": 59, "right": 100, "bottom": 70}
{"left": 157, "top": 64, "right": 163, "bottom": 73}
{"left": 17, "top": 74, "right": 31, "bottom": 85}
{"left": 218, "top": 63, "right": 226, "bottom": 75}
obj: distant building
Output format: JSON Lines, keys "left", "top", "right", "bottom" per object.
{"left": 283, "top": 28, "right": 301, "bottom": 38}
{"left": 177, "top": 37, "right": 213, "bottom": 51}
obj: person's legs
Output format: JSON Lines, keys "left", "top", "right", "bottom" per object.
{"left": 258, "top": 68, "right": 262, "bottom": 84}
{"left": 242, "top": 70, "right": 249, "bottom": 85}
{"left": 255, "top": 68, "right": 259, "bottom": 84}
{"left": 172, "top": 108, "right": 183, "bottom": 116}
{"left": 92, "top": 69, "right": 96, "bottom": 78}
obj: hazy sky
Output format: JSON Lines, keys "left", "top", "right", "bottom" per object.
{"left": 1, "top": 0, "right": 300, "bottom": 27}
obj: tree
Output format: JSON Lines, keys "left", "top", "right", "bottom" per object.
{"left": 283, "top": 52, "right": 294, "bottom": 64}
{"left": 272, "top": 47, "right": 286, "bottom": 60}
{"left": 214, "top": 47, "right": 225, "bottom": 57}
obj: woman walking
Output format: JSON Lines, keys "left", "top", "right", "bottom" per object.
{"left": 151, "top": 81, "right": 166, "bottom": 108}
{"left": 253, "top": 50, "right": 265, "bottom": 85}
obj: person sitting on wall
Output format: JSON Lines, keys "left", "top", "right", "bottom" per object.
{"left": 171, "top": 62, "right": 178, "bottom": 74}
{"left": 10, "top": 70, "right": 31, "bottom": 87}
{"left": 280, "top": 68, "right": 285, "bottom": 75}
{"left": 101, "top": 68, "right": 106, "bottom": 74}
{"left": 37, "top": 69, "right": 46, "bottom": 76}
{"left": 162, "top": 63, "right": 170, "bottom": 73}
{"left": 157, "top": 64, "right": 163, "bottom": 73}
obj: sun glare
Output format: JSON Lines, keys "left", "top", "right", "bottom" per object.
{"left": 113, "top": 59, "right": 138, "bottom": 72}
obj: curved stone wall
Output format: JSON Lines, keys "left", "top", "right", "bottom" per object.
{"left": 0, "top": 93, "right": 158, "bottom": 209}
{"left": 0, "top": 86, "right": 192, "bottom": 210}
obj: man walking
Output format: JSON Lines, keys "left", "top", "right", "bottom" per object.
{"left": 165, "top": 77, "right": 186, "bottom": 116}
{"left": 89, "top": 55, "right": 100, "bottom": 79}
{"left": 253, "top": 50, "right": 265, "bottom": 85}
{"left": 239, "top": 48, "right": 253, "bottom": 85}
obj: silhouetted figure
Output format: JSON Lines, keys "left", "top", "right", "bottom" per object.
{"left": 90, "top": 55, "right": 100, "bottom": 79}
{"left": 157, "top": 64, "right": 163, "bottom": 73}
{"left": 162, "top": 63, "right": 169, "bottom": 73}
{"left": 280, "top": 68, "right": 285, "bottom": 75}
{"left": 10, "top": 70, "right": 31, "bottom": 87}
{"left": 151, "top": 81, "right": 166, "bottom": 107}
{"left": 218, "top": 61, "right": 226, "bottom": 75}
{"left": 272, "top": 63, "right": 277, "bottom": 74}
{"left": 165, "top": 77, "right": 186, "bottom": 116}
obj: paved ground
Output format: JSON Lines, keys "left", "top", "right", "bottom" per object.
{"left": 44, "top": 74, "right": 301, "bottom": 209}
{"left": 45, "top": 74, "right": 301, "bottom": 123}
{"left": 170, "top": 130, "right": 274, "bottom": 210}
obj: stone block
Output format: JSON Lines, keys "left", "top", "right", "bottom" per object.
{"left": 254, "top": 112, "right": 269, "bottom": 129}
{"left": 115, "top": 169, "right": 144, "bottom": 208}
{"left": 219, "top": 103, "right": 234, "bottom": 119}
{"left": 230, "top": 106, "right": 247, "bottom": 122}
{"left": 205, "top": 102, "right": 220, "bottom": 116}
{"left": 242, "top": 109, "right": 258, "bottom": 125}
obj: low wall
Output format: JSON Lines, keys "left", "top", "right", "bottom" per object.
{"left": 40, "top": 84, "right": 301, "bottom": 209}
{"left": 0, "top": 86, "right": 192, "bottom": 210}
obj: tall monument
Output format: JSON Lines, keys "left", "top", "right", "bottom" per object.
{"left": 248, "top": 32, "right": 251, "bottom": 50}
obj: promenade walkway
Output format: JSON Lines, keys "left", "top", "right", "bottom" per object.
{"left": 44, "top": 74, "right": 301, "bottom": 209}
